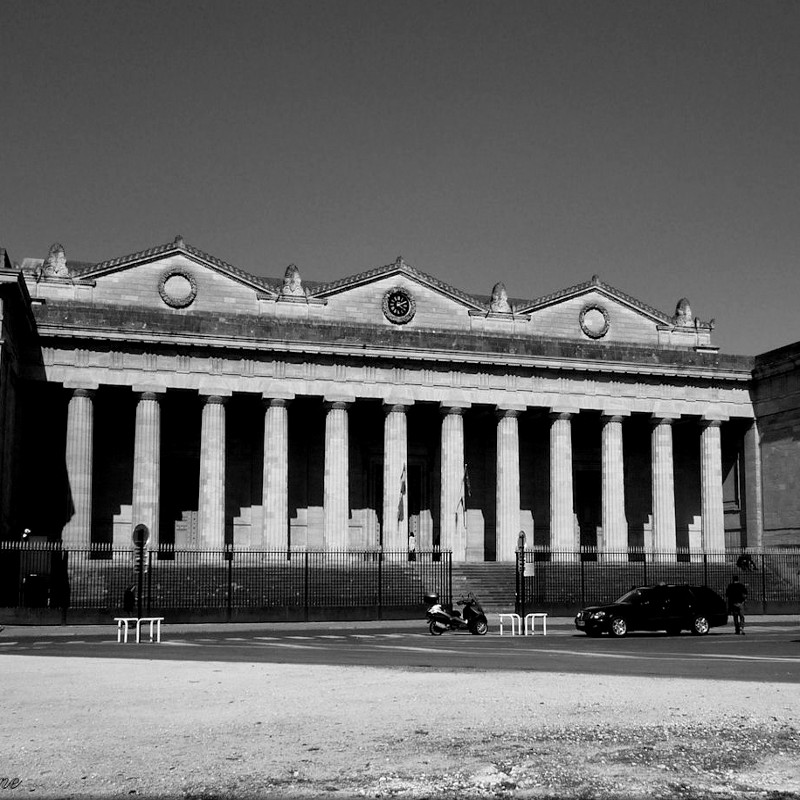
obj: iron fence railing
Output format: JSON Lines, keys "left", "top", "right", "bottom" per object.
{"left": 516, "top": 547, "right": 800, "bottom": 613}
{"left": 0, "top": 542, "right": 452, "bottom": 617}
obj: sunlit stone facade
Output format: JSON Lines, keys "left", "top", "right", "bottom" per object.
{"left": 0, "top": 238, "right": 787, "bottom": 558}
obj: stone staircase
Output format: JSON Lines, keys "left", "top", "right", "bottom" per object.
{"left": 450, "top": 563, "right": 518, "bottom": 612}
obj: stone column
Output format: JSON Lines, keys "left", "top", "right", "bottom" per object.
{"left": 550, "top": 411, "right": 577, "bottom": 556}
{"left": 743, "top": 420, "right": 763, "bottom": 550}
{"left": 601, "top": 413, "right": 628, "bottom": 556}
{"left": 62, "top": 388, "right": 95, "bottom": 548}
{"left": 651, "top": 416, "right": 677, "bottom": 557}
{"left": 700, "top": 419, "right": 726, "bottom": 554}
{"left": 198, "top": 395, "right": 226, "bottom": 549}
{"left": 440, "top": 405, "right": 465, "bottom": 561}
{"left": 496, "top": 408, "right": 521, "bottom": 562}
{"left": 324, "top": 401, "right": 350, "bottom": 549}
{"left": 131, "top": 392, "right": 161, "bottom": 547}
{"left": 262, "top": 397, "right": 290, "bottom": 550}
{"left": 382, "top": 403, "right": 409, "bottom": 551}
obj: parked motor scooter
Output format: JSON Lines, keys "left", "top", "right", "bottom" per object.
{"left": 424, "top": 591, "right": 488, "bottom": 635}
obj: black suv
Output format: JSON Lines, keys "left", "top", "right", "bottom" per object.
{"left": 574, "top": 584, "right": 728, "bottom": 637}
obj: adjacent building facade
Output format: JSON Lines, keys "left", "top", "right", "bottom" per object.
{"left": 0, "top": 237, "right": 791, "bottom": 561}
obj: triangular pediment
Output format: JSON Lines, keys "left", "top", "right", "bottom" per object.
{"left": 518, "top": 275, "right": 672, "bottom": 325}
{"left": 309, "top": 256, "right": 486, "bottom": 311}
{"left": 75, "top": 236, "right": 278, "bottom": 296}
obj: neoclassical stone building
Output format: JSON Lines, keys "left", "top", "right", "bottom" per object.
{"left": 0, "top": 237, "right": 778, "bottom": 560}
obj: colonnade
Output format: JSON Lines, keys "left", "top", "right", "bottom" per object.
{"left": 60, "top": 388, "right": 751, "bottom": 561}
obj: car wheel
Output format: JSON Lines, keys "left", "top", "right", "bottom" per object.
{"left": 690, "top": 615, "right": 710, "bottom": 635}
{"left": 609, "top": 617, "right": 628, "bottom": 638}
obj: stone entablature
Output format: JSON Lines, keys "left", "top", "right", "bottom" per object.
{"left": 32, "top": 343, "right": 753, "bottom": 419}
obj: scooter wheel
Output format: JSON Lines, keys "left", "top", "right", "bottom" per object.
{"left": 429, "top": 620, "right": 444, "bottom": 636}
{"left": 470, "top": 619, "right": 489, "bottom": 635}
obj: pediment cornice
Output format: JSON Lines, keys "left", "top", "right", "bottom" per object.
{"left": 74, "top": 236, "right": 280, "bottom": 297}
{"left": 309, "top": 256, "right": 486, "bottom": 311}
{"left": 519, "top": 274, "right": 673, "bottom": 324}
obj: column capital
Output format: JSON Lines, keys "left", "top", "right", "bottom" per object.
{"left": 651, "top": 414, "right": 678, "bottom": 425}
{"left": 550, "top": 404, "right": 579, "bottom": 416}
{"left": 71, "top": 387, "right": 95, "bottom": 399}
{"left": 700, "top": 418, "right": 724, "bottom": 429}
{"left": 549, "top": 410, "right": 574, "bottom": 422}
{"left": 440, "top": 404, "right": 467, "bottom": 416}
{"left": 202, "top": 395, "right": 228, "bottom": 406}
{"left": 132, "top": 384, "right": 168, "bottom": 395}
{"left": 199, "top": 388, "right": 232, "bottom": 399}
{"left": 325, "top": 400, "right": 351, "bottom": 411}
{"left": 263, "top": 397, "right": 290, "bottom": 409}
{"left": 496, "top": 407, "right": 521, "bottom": 420}
{"left": 324, "top": 394, "right": 356, "bottom": 405}
{"left": 261, "top": 385, "right": 295, "bottom": 402}
{"left": 137, "top": 391, "right": 162, "bottom": 403}
{"left": 496, "top": 403, "right": 526, "bottom": 414}
{"left": 600, "top": 413, "right": 627, "bottom": 424}
{"left": 600, "top": 408, "right": 631, "bottom": 420}
{"left": 384, "top": 402, "right": 411, "bottom": 414}
{"left": 64, "top": 382, "right": 98, "bottom": 392}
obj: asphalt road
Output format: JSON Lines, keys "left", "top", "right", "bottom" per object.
{"left": 2, "top": 616, "right": 798, "bottom": 683}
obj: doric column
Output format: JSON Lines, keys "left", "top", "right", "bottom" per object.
{"left": 62, "top": 388, "right": 95, "bottom": 548}
{"left": 262, "top": 396, "right": 290, "bottom": 549}
{"left": 700, "top": 419, "right": 726, "bottom": 554}
{"left": 651, "top": 416, "right": 677, "bottom": 557}
{"left": 743, "top": 420, "right": 763, "bottom": 550}
{"left": 550, "top": 411, "right": 577, "bottom": 555}
{"left": 382, "top": 403, "right": 409, "bottom": 551}
{"left": 496, "top": 407, "right": 521, "bottom": 562}
{"left": 198, "top": 395, "right": 226, "bottom": 549}
{"left": 601, "top": 413, "right": 628, "bottom": 555}
{"left": 131, "top": 392, "right": 161, "bottom": 547}
{"left": 440, "top": 405, "right": 466, "bottom": 560}
{"left": 324, "top": 400, "right": 350, "bottom": 549}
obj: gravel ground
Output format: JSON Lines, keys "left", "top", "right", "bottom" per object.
{"left": 2, "top": 653, "right": 799, "bottom": 799}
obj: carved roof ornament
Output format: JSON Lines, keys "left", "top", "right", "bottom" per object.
{"left": 39, "top": 243, "right": 70, "bottom": 279}
{"left": 673, "top": 297, "right": 693, "bottom": 327}
{"left": 173, "top": 235, "right": 185, "bottom": 248}
{"left": 490, "top": 282, "right": 512, "bottom": 313}
{"left": 281, "top": 264, "right": 306, "bottom": 297}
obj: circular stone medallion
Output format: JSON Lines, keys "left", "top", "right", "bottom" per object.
{"left": 579, "top": 304, "right": 610, "bottom": 339}
{"left": 382, "top": 287, "right": 416, "bottom": 324}
{"left": 159, "top": 269, "right": 198, "bottom": 308}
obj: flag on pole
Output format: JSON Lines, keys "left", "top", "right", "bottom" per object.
{"left": 397, "top": 464, "right": 407, "bottom": 522}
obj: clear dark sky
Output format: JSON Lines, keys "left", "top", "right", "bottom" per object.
{"left": 3, "top": 1, "right": 799, "bottom": 355}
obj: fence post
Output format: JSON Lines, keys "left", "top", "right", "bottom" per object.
{"left": 377, "top": 548, "right": 383, "bottom": 620}
{"left": 147, "top": 549, "right": 153, "bottom": 615}
{"left": 447, "top": 551, "right": 453, "bottom": 607}
{"left": 642, "top": 552, "right": 648, "bottom": 586}
{"left": 579, "top": 555, "right": 585, "bottom": 607}
{"left": 225, "top": 545, "right": 233, "bottom": 622}
{"left": 304, "top": 550, "right": 310, "bottom": 622}
{"left": 703, "top": 553, "right": 708, "bottom": 586}
{"left": 761, "top": 551, "right": 767, "bottom": 611}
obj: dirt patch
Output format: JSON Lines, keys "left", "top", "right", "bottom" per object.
{"left": 2, "top": 655, "right": 799, "bottom": 798}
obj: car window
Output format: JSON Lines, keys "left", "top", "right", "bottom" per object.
{"left": 616, "top": 588, "right": 651, "bottom": 604}
{"left": 616, "top": 589, "right": 639, "bottom": 603}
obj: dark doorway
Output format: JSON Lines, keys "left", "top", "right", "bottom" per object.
{"left": 575, "top": 470, "right": 601, "bottom": 555}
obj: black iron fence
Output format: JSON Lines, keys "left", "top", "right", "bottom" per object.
{"left": 0, "top": 542, "right": 452, "bottom": 621}
{"left": 3, "top": 542, "right": 799, "bottom": 621}
{"left": 516, "top": 547, "right": 800, "bottom": 615}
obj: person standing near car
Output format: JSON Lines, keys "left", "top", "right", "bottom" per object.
{"left": 725, "top": 575, "right": 748, "bottom": 635}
